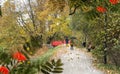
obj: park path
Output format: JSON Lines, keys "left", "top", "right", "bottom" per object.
{"left": 52, "top": 45, "right": 105, "bottom": 74}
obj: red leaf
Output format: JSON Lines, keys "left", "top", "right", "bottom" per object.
{"left": 0, "top": 66, "right": 9, "bottom": 74}
{"left": 109, "top": 0, "right": 119, "bottom": 4}
{"left": 96, "top": 6, "right": 107, "bottom": 13}
{"left": 13, "top": 52, "right": 27, "bottom": 61}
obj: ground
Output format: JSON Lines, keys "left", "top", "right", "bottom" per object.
{"left": 51, "top": 45, "right": 105, "bottom": 74}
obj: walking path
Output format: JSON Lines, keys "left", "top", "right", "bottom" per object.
{"left": 52, "top": 45, "right": 104, "bottom": 74}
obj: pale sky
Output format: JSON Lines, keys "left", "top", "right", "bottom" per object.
{"left": 0, "top": 0, "right": 7, "bottom": 5}
{"left": 0, "top": 0, "right": 29, "bottom": 6}
{"left": 14, "top": 0, "right": 37, "bottom": 11}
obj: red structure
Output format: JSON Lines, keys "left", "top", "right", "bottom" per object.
{"left": 51, "top": 41, "right": 63, "bottom": 47}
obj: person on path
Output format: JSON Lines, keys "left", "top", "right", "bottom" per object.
{"left": 65, "top": 36, "right": 69, "bottom": 47}
{"left": 87, "top": 42, "right": 92, "bottom": 52}
{"left": 82, "top": 42, "right": 86, "bottom": 47}
{"left": 70, "top": 39, "right": 74, "bottom": 50}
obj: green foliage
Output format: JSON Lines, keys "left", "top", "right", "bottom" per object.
{"left": 0, "top": 49, "right": 31, "bottom": 74}
{"left": 22, "top": 35, "right": 44, "bottom": 55}
{"left": 68, "top": 0, "right": 120, "bottom": 68}
{"left": 13, "top": 46, "right": 62, "bottom": 74}
{"left": 0, "top": 47, "right": 11, "bottom": 65}
{"left": 41, "top": 59, "right": 63, "bottom": 74}
{"left": 0, "top": 0, "right": 119, "bottom": 73}
{"left": 92, "top": 45, "right": 104, "bottom": 61}
{"left": 30, "top": 35, "right": 43, "bottom": 49}
{"left": 23, "top": 42, "right": 33, "bottom": 55}
{"left": 84, "top": 9, "right": 100, "bottom": 20}
{"left": 33, "top": 46, "right": 61, "bottom": 65}
{"left": 10, "top": 61, "right": 37, "bottom": 74}
{"left": 96, "top": 63, "right": 120, "bottom": 74}
{"left": 0, "top": 47, "right": 35, "bottom": 74}
{"left": 108, "top": 45, "right": 120, "bottom": 66}
{"left": 48, "top": 0, "right": 66, "bottom": 11}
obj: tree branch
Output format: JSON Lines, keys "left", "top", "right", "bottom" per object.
{"left": 69, "top": 5, "right": 80, "bottom": 15}
{"left": 0, "top": 5, "right": 2, "bottom": 17}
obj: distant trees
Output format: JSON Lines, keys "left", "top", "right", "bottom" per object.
{"left": 0, "top": 0, "right": 72, "bottom": 50}
{"left": 69, "top": 0, "right": 120, "bottom": 65}
{"left": 0, "top": 0, "right": 120, "bottom": 66}
{"left": 49, "top": 0, "right": 120, "bottom": 66}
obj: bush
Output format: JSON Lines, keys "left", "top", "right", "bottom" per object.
{"left": 108, "top": 45, "right": 120, "bottom": 66}
{"left": 30, "top": 35, "right": 43, "bottom": 49}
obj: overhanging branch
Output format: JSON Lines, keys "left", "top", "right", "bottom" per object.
{"left": 0, "top": 5, "right": 2, "bottom": 16}
{"left": 69, "top": 5, "right": 80, "bottom": 15}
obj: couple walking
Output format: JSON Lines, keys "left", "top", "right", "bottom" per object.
{"left": 65, "top": 37, "right": 74, "bottom": 50}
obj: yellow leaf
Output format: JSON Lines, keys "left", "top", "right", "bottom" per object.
{"left": 27, "top": 47, "right": 30, "bottom": 51}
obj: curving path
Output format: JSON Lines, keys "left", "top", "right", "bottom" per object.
{"left": 52, "top": 45, "right": 104, "bottom": 74}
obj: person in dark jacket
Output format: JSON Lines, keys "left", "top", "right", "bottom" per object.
{"left": 65, "top": 36, "right": 69, "bottom": 46}
{"left": 82, "top": 42, "right": 86, "bottom": 47}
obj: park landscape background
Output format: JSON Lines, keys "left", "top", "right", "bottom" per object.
{"left": 0, "top": 0, "right": 120, "bottom": 74}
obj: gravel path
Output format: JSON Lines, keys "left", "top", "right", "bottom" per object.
{"left": 57, "top": 46, "right": 104, "bottom": 74}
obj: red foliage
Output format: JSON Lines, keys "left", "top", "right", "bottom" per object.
{"left": 51, "top": 41, "right": 63, "bottom": 47}
{"left": 0, "top": 66, "right": 9, "bottom": 74}
{"left": 109, "top": 0, "right": 119, "bottom": 4}
{"left": 13, "top": 52, "right": 27, "bottom": 61}
{"left": 96, "top": 6, "right": 107, "bottom": 13}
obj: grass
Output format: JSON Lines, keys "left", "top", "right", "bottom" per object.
{"left": 31, "top": 45, "right": 61, "bottom": 65}
{"left": 91, "top": 49, "right": 120, "bottom": 74}
{"left": 95, "top": 63, "right": 120, "bottom": 74}
{"left": 92, "top": 53, "right": 120, "bottom": 74}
